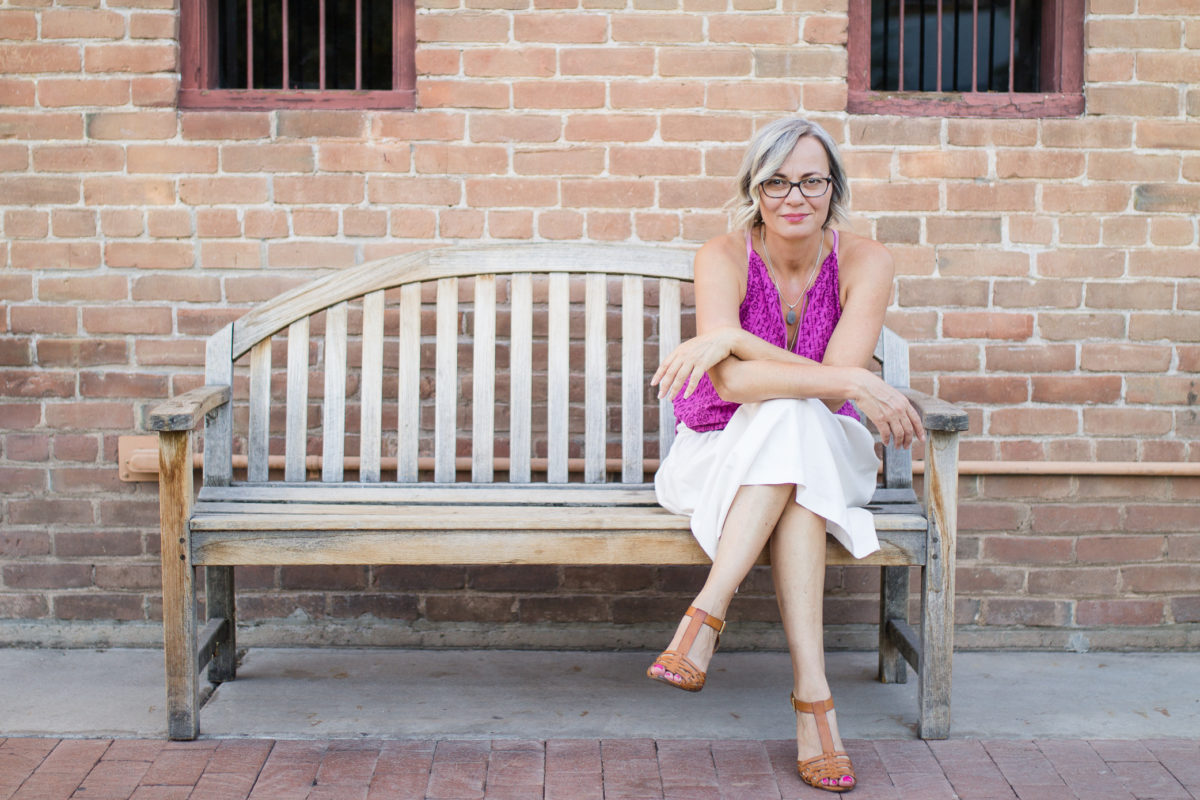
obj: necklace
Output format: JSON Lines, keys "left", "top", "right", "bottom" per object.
{"left": 760, "top": 226, "right": 823, "bottom": 337}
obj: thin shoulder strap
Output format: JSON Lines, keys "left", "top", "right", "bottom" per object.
{"left": 745, "top": 229, "right": 753, "bottom": 259}
{"left": 831, "top": 228, "right": 839, "bottom": 257}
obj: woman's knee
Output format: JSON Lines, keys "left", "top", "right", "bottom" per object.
{"left": 732, "top": 482, "right": 794, "bottom": 510}
{"left": 778, "top": 496, "right": 824, "bottom": 527}
{"left": 771, "top": 502, "right": 828, "bottom": 552}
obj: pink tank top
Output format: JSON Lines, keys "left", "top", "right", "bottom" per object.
{"left": 673, "top": 229, "right": 859, "bottom": 432}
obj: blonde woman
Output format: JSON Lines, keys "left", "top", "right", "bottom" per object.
{"left": 649, "top": 117, "right": 923, "bottom": 793}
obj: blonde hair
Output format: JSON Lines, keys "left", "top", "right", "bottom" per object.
{"left": 728, "top": 117, "right": 850, "bottom": 231}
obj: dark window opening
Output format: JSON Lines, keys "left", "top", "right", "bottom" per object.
{"left": 214, "top": 0, "right": 394, "bottom": 91}
{"left": 181, "top": 0, "right": 414, "bottom": 110}
{"left": 869, "top": 0, "right": 1042, "bottom": 93}
{"left": 847, "top": 0, "right": 1084, "bottom": 117}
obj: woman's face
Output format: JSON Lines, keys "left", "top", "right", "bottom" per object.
{"left": 758, "top": 135, "right": 832, "bottom": 239}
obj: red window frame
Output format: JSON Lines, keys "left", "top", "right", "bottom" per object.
{"left": 847, "top": 0, "right": 1084, "bottom": 118}
{"left": 180, "top": 0, "right": 416, "bottom": 111}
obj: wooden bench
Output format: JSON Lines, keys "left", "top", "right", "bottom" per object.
{"left": 148, "top": 242, "right": 968, "bottom": 741}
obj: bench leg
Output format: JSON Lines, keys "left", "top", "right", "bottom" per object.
{"left": 158, "top": 431, "right": 199, "bottom": 740}
{"left": 878, "top": 566, "right": 909, "bottom": 684}
{"left": 918, "top": 528, "right": 952, "bottom": 739}
{"left": 917, "top": 430, "right": 959, "bottom": 740}
{"left": 205, "top": 566, "right": 237, "bottom": 683}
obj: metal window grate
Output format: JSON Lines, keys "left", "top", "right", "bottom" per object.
{"left": 216, "top": 0, "right": 394, "bottom": 92}
{"left": 870, "top": 0, "right": 1041, "bottom": 93}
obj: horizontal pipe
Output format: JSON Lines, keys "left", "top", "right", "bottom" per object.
{"left": 127, "top": 450, "right": 659, "bottom": 477}
{"left": 124, "top": 447, "right": 1200, "bottom": 479}
{"left": 935, "top": 461, "right": 1200, "bottom": 477}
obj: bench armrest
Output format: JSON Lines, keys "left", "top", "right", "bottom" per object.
{"left": 148, "top": 385, "right": 232, "bottom": 432}
{"left": 899, "top": 388, "right": 969, "bottom": 433}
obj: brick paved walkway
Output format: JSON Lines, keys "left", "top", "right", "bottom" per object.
{"left": 1, "top": 736, "right": 1197, "bottom": 799}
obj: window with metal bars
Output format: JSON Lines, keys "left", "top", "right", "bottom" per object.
{"left": 180, "top": 0, "right": 416, "bottom": 110}
{"left": 847, "top": 0, "right": 1083, "bottom": 117}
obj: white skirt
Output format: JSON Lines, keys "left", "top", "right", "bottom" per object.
{"left": 654, "top": 398, "right": 881, "bottom": 561}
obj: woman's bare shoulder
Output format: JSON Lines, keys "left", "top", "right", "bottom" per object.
{"left": 695, "top": 230, "right": 746, "bottom": 276}
{"left": 836, "top": 229, "right": 893, "bottom": 281}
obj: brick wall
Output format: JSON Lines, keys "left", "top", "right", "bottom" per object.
{"left": 1, "top": 0, "right": 1198, "bottom": 650}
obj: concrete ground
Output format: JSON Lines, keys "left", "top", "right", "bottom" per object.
{"left": 0, "top": 647, "right": 1197, "bottom": 798}
{"left": 1, "top": 647, "right": 1198, "bottom": 741}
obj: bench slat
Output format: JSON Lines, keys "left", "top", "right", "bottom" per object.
{"left": 196, "top": 482, "right": 920, "bottom": 508}
{"left": 193, "top": 500, "right": 927, "bottom": 525}
{"left": 584, "top": 274, "right": 606, "bottom": 483}
{"left": 878, "top": 327, "right": 913, "bottom": 490}
{"left": 200, "top": 483, "right": 664, "bottom": 505}
{"left": 509, "top": 273, "right": 533, "bottom": 483}
{"left": 472, "top": 276, "right": 496, "bottom": 482}
{"left": 321, "top": 302, "right": 348, "bottom": 482}
{"left": 359, "top": 290, "right": 385, "bottom": 483}
{"left": 193, "top": 504, "right": 687, "bottom": 530}
{"left": 284, "top": 318, "right": 309, "bottom": 482}
{"left": 621, "top": 275, "right": 644, "bottom": 483}
{"left": 548, "top": 273, "right": 570, "bottom": 483}
{"left": 247, "top": 338, "right": 271, "bottom": 482}
{"left": 658, "top": 278, "right": 681, "bottom": 459}
{"left": 435, "top": 277, "right": 458, "bottom": 483}
{"left": 189, "top": 526, "right": 925, "bottom": 567}
{"left": 190, "top": 504, "right": 927, "bottom": 532}
{"left": 397, "top": 284, "right": 420, "bottom": 482}
{"left": 203, "top": 324, "right": 234, "bottom": 487}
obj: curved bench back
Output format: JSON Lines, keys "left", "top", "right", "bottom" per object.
{"left": 202, "top": 243, "right": 911, "bottom": 490}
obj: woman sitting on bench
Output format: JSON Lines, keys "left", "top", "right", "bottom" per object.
{"left": 649, "top": 117, "right": 924, "bottom": 793}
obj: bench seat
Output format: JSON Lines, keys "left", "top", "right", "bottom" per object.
{"left": 189, "top": 485, "right": 928, "bottom": 567}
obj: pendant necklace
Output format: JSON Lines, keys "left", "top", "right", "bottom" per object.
{"left": 760, "top": 227, "right": 822, "bottom": 347}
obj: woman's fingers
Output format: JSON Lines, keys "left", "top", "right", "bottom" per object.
{"left": 908, "top": 401, "right": 926, "bottom": 443}
{"left": 886, "top": 395, "right": 923, "bottom": 450}
{"left": 893, "top": 400, "right": 914, "bottom": 449}
{"left": 667, "top": 368, "right": 691, "bottom": 402}
{"left": 682, "top": 366, "right": 707, "bottom": 399}
{"left": 660, "top": 363, "right": 688, "bottom": 401}
{"left": 653, "top": 359, "right": 679, "bottom": 398}
{"left": 650, "top": 361, "right": 669, "bottom": 387}
{"left": 862, "top": 383, "right": 924, "bottom": 450}
{"left": 653, "top": 331, "right": 733, "bottom": 400}
{"left": 887, "top": 395, "right": 924, "bottom": 450}
{"left": 658, "top": 358, "right": 700, "bottom": 401}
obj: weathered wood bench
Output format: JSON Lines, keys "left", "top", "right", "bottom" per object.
{"left": 148, "top": 242, "right": 967, "bottom": 741}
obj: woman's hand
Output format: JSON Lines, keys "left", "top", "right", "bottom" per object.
{"left": 848, "top": 368, "right": 925, "bottom": 449}
{"left": 651, "top": 326, "right": 740, "bottom": 401}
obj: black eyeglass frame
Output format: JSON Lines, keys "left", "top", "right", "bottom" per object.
{"left": 759, "top": 176, "right": 832, "bottom": 199}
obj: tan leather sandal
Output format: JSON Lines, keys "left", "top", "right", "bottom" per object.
{"left": 792, "top": 694, "right": 856, "bottom": 792}
{"left": 645, "top": 606, "right": 725, "bottom": 692}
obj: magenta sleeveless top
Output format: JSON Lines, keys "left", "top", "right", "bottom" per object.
{"left": 673, "top": 229, "right": 859, "bottom": 432}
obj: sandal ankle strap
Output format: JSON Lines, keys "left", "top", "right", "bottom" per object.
{"left": 685, "top": 606, "right": 726, "bottom": 634}
{"left": 676, "top": 606, "right": 725, "bottom": 658}
{"left": 791, "top": 693, "right": 838, "bottom": 757}
{"left": 791, "top": 694, "right": 835, "bottom": 714}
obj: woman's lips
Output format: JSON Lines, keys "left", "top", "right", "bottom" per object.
{"left": 782, "top": 214, "right": 809, "bottom": 223}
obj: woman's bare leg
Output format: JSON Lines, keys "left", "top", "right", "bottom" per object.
{"left": 650, "top": 483, "right": 792, "bottom": 685}
{"left": 771, "top": 499, "right": 853, "bottom": 788}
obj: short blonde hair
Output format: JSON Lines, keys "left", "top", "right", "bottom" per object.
{"left": 728, "top": 117, "right": 850, "bottom": 231}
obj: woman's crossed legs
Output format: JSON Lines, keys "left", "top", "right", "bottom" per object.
{"left": 648, "top": 483, "right": 854, "bottom": 789}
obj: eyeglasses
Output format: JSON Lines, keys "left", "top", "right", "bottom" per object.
{"left": 759, "top": 176, "right": 832, "bottom": 199}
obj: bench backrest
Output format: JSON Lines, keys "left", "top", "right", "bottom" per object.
{"left": 201, "top": 243, "right": 911, "bottom": 490}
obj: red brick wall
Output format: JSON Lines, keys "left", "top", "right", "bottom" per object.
{"left": 1, "top": 1, "right": 1198, "bottom": 648}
